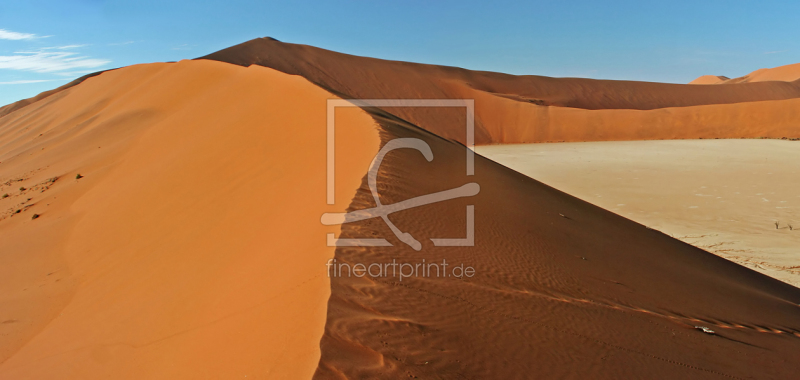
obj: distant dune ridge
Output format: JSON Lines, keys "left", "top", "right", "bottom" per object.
{"left": 1, "top": 39, "right": 800, "bottom": 378}
{"left": 688, "top": 75, "right": 731, "bottom": 85}
{"left": 5, "top": 38, "right": 800, "bottom": 144}
{"left": 691, "top": 62, "right": 800, "bottom": 84}
{"left": 199, "top": 38, "right": 800, "bottom": 144}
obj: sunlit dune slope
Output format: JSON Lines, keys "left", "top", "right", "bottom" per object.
{"left": 0, "top": 71, "right": 107, "bottom": 119}
{"left": 725, "top": 63, "right": 800, "bottom": 84}
{"left": 691, "top": 63, "right": 800, "bottom": 85}
{"left": 0, "top": 60, "right": 380, "bottom": 379}
{"left": 314, "top": 112, "right": 800, "bottom": 379}
{"left": 200, "top": 38, "right": 800, "bottom": 144}
{"left": 688, "top": 75, "right": 730, "bottom": 85}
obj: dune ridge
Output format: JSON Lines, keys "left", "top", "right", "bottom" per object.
{"left": 0, "top": 71, "right": 108, "bottom": 119}
{"left": 313, "top": 112, "right": 800, "bottom": 378}
{"left": 0, "top": 40, "right": 799, "bottom": 379}
{"left": 5, "top": 39, "right": 800, "bottom": 145}
{"left": 0, "top": 60, "right": 380, "bottom": 378}
{"left": 477, "top": 140, "right": 800, "bottom": 287}
{"left": 199, "top": 38, "right": 800, "bottom": 144}
{"left": 691, "top": 63, "right": 800, "bottom": 85}
{"left": 688, "top": 75, "right": 730, "bottom": 85}
{"left": 725, "top": 63, "right": 800, "bottom": 84}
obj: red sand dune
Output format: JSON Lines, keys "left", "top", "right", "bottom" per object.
{"left": 723, "top": 63, "right": 800, "bottom": 84}
{"left": 201, "top": 38, "right": 800, "bottom": 144}
{"left": 691, "top": 63, "right": 800, "bottom": 85}
{"left": 688, "top": 75, "right": 730, "bottom": 85}
{"left": 1, "top": 41, "right": 800, "bottom": 378}
{"left": 0, "top": 60, "right": 380, "bottom": 378}
{"left": 315, "top": 113, "right": 800, "bottom": 379}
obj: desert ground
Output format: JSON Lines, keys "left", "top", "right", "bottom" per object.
{"left": 478, "top": 139, "right": 800, "bottom": 287}
{"left": 1, "top": 38, "right": 799, "bottom": 379}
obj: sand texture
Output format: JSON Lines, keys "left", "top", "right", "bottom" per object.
{"left": 313, "top": 115, "right": 800, "bottom": 379}
{"left": 478, "top": 140, "right": 800, "bottom": 287}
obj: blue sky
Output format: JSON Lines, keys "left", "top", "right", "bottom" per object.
{"left": 2, "top": 0, "right": 799, "bottom": 106}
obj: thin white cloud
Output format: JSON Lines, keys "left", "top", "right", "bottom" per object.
{"left": 108, "top": 41, "right": 135, "bottom": 46}
{"left": 764, "top": 50, "right": 788, "bottom": 55}
{"left": 52, "top": 44, "right": 88, "bottom": 50}
{"left": 0, "top": 29, "right": 41, "bottom": 40}
{"left": 0, "top": 51, "right": 110, "bottom": 73}
{"left": 0, "top": 79, "right": 62, "bottom": 85}
{"left": 25, "top": 45, "right": 88, "bottom": 51}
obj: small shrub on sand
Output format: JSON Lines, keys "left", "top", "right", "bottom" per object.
{"left": 774, "top": 221, "right": 780, "bottom": 229}
{"left": 1, "top": 194, "right": 7, "bottom": 199}
{"left": 75, "top": 173, "right": 83, "bottom": 180}
{"left": 19, "top": 187, "right": 25, "bottom": 191}
{"left": 31, "top": 214, "right": 40, "bottom": 220}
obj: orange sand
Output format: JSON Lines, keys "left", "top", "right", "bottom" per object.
{"left": 314, "top": 114, "right": 800, "bottom": 378}
{"left": 0, "top": 71, "right": 106, "bottom": 119}
{"left": 0, "top": 60, "right": 380, "bottom": 378}
{"left": 1, "top": 40, "right": 800, "bottom": 379}
{"left": 688, "top": 75, "right": 730, "bottom": 84}
{"left": 692, "top": 63, "right": 800, "bottom": 84}
{"left": 201, "top": 38, "right": 800, "bottom": 144}
{"left": 725, "top": 63, "right": 800, "bottom": 83}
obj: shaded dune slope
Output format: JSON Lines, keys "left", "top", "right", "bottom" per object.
{"left": 200, "top": 38, "right": 800, "bottom": 144}
{"left": 200, "top": 38, "right": 800, "bottom": 110}
{"left": 0, "top": 60, "right": 380, "bottom": 379}
{"left": 314, "top": 111, "right": 800, "bottom": 379}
